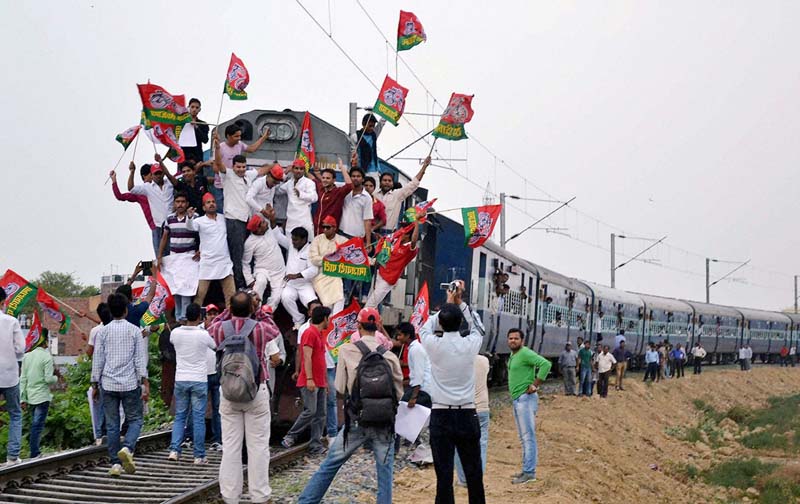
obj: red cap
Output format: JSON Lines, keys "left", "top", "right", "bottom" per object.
{"left": 202, "top": 192, "right": 216, "bottom": 204}
{"left": 322, "top": 215, "right": 337, "bottom": 227}
{"left": 357, "top": 307, "right": 381, "bottom": 325}
{"left": 150, "top": 163, "right": 163, "bottom": 174}
{"left": 246, "top": 214, "right": 263, "bottom": 232}
{"left": 261, "top": 305, "right": 274, "bottom": 314}
{"left": 269, "top": 164, "right": 284, "bottom": 181}
{"left": 204, "top": 304, "right": 220, "bottom": 313}
{"left": 292, "top": 158, "right": 307, "bottom": 168}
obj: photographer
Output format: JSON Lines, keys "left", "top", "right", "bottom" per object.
{"left": 419, "top": 280, "right": 486, "bottom": 504}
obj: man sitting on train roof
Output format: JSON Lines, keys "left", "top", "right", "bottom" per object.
{"left": 352, "top": 112, "right": 385, "bottom": 174}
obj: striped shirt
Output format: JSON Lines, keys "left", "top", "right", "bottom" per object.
{"left": 91, "top": 319, "right": 148, "bottom": 392}
{"left": 207, "top": 315, "right": 280, "bottom": 383}
{"left": 163, "top": 213, "right": 199, "bottom": 254}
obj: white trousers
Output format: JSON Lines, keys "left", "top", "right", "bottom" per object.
{"left": 329, "top": 299, "right": 344, "bottom": 315}
{"left": 281, "top": 282, "right": 318, "bottom": 325}
{"left": 365, "top": 272, "right": 394, "bottom": 308}
{"left": 220, "top": 385, "right": 271, "bottom": 504}
{"left": 253, "top": 271, "right": 285, "bottom": 310}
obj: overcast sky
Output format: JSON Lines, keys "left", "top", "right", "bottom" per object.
{"left": 2, "top": 1, "right": 799, "bottom": 311}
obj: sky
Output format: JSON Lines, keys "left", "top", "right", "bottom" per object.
{"left": 2, "top": 1, "right": 799, "bottom": 311}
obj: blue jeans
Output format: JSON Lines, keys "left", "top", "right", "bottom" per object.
{"left": 0, "top": 385, "right": 22, "bottom": 459}
{"left": 170, "top": 381, "right": 208, "bottom": 458}
{"left": 326, "top": 368, "right": 338, "bottom": 438}
{"left": 298, "top": 425, "right": 395, "bottom": 504}
{"left": 91, "top": 386, "right": 105, "bottom": 440}
{"left": 226, "top": 218, "right": 247, "bottom": 289}
{"left": 28, "top": 401, "right": 50, "bottom": 458}
{"left": 512, "top": 392, "right": 539, "bottom": 476}
{"left": 102, "top": 387, "right": 144, "bottom": 465}
{"left": 151, "top": 227, "right": 164, "bottom": 257}
{"left": 208, "top": 373, "right": 221, "bottom": 444}
{"left": 579, "top": 366, "right": 593, "bottom": 396}
{"left": 455, "top": 410, "right": 490, "bottom": 484}
{"left": 174, "top": 295, "right": 193, "bottom": 322}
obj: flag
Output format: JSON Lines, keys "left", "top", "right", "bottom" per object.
{"left": 462, "top": 204, "right": 502, "bottom": 248}
{"left": 137, "top": 272, "right": 175, "bottom": 327}
{"left": 115, "top": 125, "right": 141, "bottom": 150}
{"left": 151, "top": 122, "right": 185, "bottom": 163}
{"left": 322, "top": 299, "right": 361, "bottom": 363}
{"left": 36, "top": 288, "right": 71, "bottom": 335}
{"left": 409, "top": 282, "right": 430, "bottom": 333}
{"left": 322, "top": 237, "right": 372, "bottom": 282}
{"left": 375, "top": 223, "right": 415, "bottom": 267}
{"left": 0, "top": 269, "right": 37, "bottom": 317}
{"left": 25, "top": 311, "right": 44, "bottom": 352}
{"left": 373, "top": 75, "right": 409, "bottom": 126}
{"left": 295, "top": 111, "right": 315, "bottom": 171}
{"left": 137, "top": 83, "right": 191, "bottom": 128}
{"left": 404, "top": 198, "right": 437, "bottom": 224}
{"left": 397, "top": 10, "right": 427, "bottom": 52}
{"left": 432, "top": 93, "right": 475, "bottom": 141}
{"left": 223, "top": 52, "right": 249, "bottom": 100}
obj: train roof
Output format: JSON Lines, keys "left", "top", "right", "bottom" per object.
{"left": 783, "top": 312, "right": 800, "bottom": 325}
{"left": 731, "top": 306, "right": 791, "bottom": 325}
{"left": 533, "top": 263, "right": 593, "bottom": 295}
{"left": 683, "top": 300, "right": 743, "bottom": 319}
{"left": 481, "top": 240, "right": 541, "bottom": 276}
{"left": 633, "top": 292, "right": 694, "bottom": 314}
{"left": 583, "top": 282, "right": 644, "bottom": 307}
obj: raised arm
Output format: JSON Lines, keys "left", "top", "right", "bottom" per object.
{"left": 141, "top": 263, "right": 160, "bottom": 305}
{"left": 414, "top": 156, "right": 431, "bottom": 182}
{"left": 245, "top": 127, "right": 270, "bottom": 153}
{"left": 154, "top": 153, "right": 178, "bottom": 186}
{"left": 127, "top": 161, "right": 136, "bottom": 191}
{"left": 212, "top": 134, "right": 226, "bottom": 174}
{"left": 338, "top": 157, "right": 352, "bottom": 185}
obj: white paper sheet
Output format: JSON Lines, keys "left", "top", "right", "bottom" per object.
{"left": 395, "top": 401, "right": 431, "bottom": 443}
{"left": 179, "top": 122, "right": 196, "bottom": 147}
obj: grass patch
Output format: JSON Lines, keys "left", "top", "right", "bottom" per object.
{"left": 741, "top": 431, "right": 789, "bottom": 451}
{"left": 703, "top": 458, "right": 776, "bottom": 489}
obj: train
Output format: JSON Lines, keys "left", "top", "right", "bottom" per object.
{"left": 210, "top": 108, "right": 797, "bottom": 426}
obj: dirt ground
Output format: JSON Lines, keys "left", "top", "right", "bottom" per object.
{"left": 392, "top": 367, "right": 800, "bottom": 504}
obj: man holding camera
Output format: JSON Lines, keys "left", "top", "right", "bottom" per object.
{"left": 420, "top": 280, "right": 486, "bottom": 504}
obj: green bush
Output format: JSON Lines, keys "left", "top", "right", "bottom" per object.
{"left": 741, "top": 431, "right": 789, "bottom": 451}
{"left": 703, "top": 458, "right": 776, "bottom": 489}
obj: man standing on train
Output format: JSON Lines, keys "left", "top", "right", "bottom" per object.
{"left": 373, "top": 156, "right": 431, "bottom": 231}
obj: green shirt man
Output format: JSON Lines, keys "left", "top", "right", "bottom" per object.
{"left": 507, "top": 335, "right": 552, "bottom": 400}
{"left": 20, "top": 346, "right": 57, "bottom": 405}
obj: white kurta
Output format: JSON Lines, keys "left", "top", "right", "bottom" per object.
{"left": 187, "top": 213, "right": 233, "bottom": 280}
{"left": 279, "top": 176, "right": 317, "bottom": 236}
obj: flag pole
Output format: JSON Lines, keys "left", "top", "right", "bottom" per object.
{"left": 131, "top": 131, "right": 141, "bottom": 159}
{"left": 214, "top": 93, "right": 225, "bottom": 159}
{"left": 385, "top": 128, "right": 435, "bottom": 161}
{"left": 426, "top": 136, "right": 438, "bottom": 158}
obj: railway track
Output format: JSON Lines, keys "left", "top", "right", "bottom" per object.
{"left": 0, "top": 431, "right": 308, "bottom": 503}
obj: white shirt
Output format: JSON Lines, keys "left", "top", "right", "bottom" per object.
{"left": 0, "top": 310, "right": 25, "bottom": 387}
{"left": 407, "top": 339, "right": 432, "bottom": 392}
{"left": 275, "top": 232, "right": 318, "bottom": 288}
{"left": 744, "top": 347, "right": 753, "bottom": 359}
{"left": 474, "top": 355, "right": 490, "bottom": 413}
{"left": 88, "top": 323, "right": 104, "bottom": 347}
{"left": 187, "top": 213, "right": 233, "bottom": 280}
{"left": 614, "top": 334, "right": 626, "bottom": 349}
{"left": 339, "top": 191, "right": 374, "bottom": 237}
{"left": 374, "top": 176, "right": 420, "bottom": 231}
{"left": 242, "top": 228, "right": 286, "bottom": 285}
{"left": 246, "top": 176, "right": 278, "bottom": 215}
{"left": 206, "top": 347, "right": 217, "bottom": 376}
{"left": 692, "top": 346, "right": 707, "bottom": 358}
{"left": 130, "top": 179, "right": 174, "bottom": 226}
{"left": 279, "top": 176, "right": 318, "bottom": 231}
{"left": 170, "top": 325, "right": 216, "bottom": 382}
{"left": 596, "top": 352, "right": 617, "bottom": 373}
{"left": 738, "top": 348, "right": 747, "bottom": 359}
{"left": 220, "top": 169, "right": 259, "bottom": 222}
{"left": 420, "top": 303, "right": 485, "bottom": 406}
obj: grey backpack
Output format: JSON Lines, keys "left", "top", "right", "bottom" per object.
{"left": 218, "top": 319, "right": 260, "bottom": 402}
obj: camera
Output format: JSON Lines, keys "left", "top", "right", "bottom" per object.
{"left": 141, "top": 261, "right": 153, "bottom": 276}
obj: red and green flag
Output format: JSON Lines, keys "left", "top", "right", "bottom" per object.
{"left": 295, "top": 111, "right": 316, "bottom": 171}
{"left": 151, "top": 122, "right": 185, "bottom": 163}
{"left": 323, "top": 299, "right": 361, "bottom": 363}
{"left": 0, "top": 269, "right": 37, "bottom": 317}
{"left": 25, "top": 311, "right": 44, "bottom": 352}
{"left": 136, "top": 272, "right": 175, "bottom": 327}
{"left": 322, "top": 237, "right": 372, "bottom": 282}
{"left": 462, "top": 204, "right": 502, "bottom": 248}
{"left": 404, "top": 198, "right": 437, "bottom": 224}
{"left": 375, "top": 223, "right": 415, "bottom": 267}
{"left": 223, "top": 53, "right": 249, "bottom": 100}
{"left": 137, "top": 83, "right": 191, "bottom": 128}
{"left": 373, "top": 75, "right": 409, "bottom": 126}
{"left": 432, "top": 93, "right": 475, "bottom": 141}
{"left": 397, "top": 11, "right": 427, "bottom": 52}
{"left": 409, "top": 282, "right": 430, "bottom": 333}
{"left": 36, "top": 288, "right": 71, "bottom": 335}
{"left": 115, "top": 125, "right": 141, "bottom": 150}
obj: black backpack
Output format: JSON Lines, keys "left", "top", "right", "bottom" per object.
{"left": 347, "top": 340, "right": 398, "bottom": 428}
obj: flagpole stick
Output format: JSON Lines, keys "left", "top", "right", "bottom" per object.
{"left": 214, "top": 93, "right": 225, "bottom": 159}
{"left": 131, "top": 131, "right": 141, "bottom": 159}
{"left": 424, "top": 207, "right": 463, "bottom": 215}
{"left": 105, "top": 150, "right": 127, "bottom": 186}
{"left": 426, "top": 136, "right": 438, "bottom": 158}
{"left": 44, "top": 293, "right": 87, "bottom": 318}
{"left": 385, "top": 128, "right": 435, "bottom": 161}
